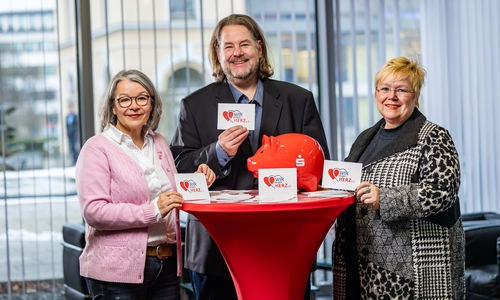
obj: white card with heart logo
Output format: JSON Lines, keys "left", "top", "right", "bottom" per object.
{"left": 321, "top": 160, "right": 362, "bottom": 191}
{"left": 217, "top": 103, "right": 255, "bottom": 130}
{"left": 258, "top": 168, "right": 297, "bottom": 200}
{"left": 174, "top": 173, "right": 210, "bottom": 200}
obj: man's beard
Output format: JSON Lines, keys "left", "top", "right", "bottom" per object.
{"left": 230, "top": 68, "right": 253, "bottom": 80}
{"left": 226, "top": 60, "right": 259, "bottom": 81}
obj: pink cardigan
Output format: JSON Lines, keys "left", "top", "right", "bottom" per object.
{"left": 75, "top": 133, "right": 182, "bottom": 283}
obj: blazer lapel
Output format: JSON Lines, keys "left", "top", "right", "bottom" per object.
{"left": 214, "top": 82, "right": 235, "bottom": 105}
{"left": 259, "top": 80, "right": 282, "bottom": 147}
{"left": 366, "top": 109, "right": 425, "bottom": 164}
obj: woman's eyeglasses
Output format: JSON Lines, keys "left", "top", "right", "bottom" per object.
{"left": 376, "top": 87, "right": 415, "bottom": 97}
{"left": 115, "top": 95, "right": 150, "bottom": 108}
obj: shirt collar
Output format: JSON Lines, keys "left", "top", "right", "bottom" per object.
{"left": 103, "top": 124, "right": 155, "bottom": 144}
{"left": 227, "top": 79, "right": 264, "bottom": 106}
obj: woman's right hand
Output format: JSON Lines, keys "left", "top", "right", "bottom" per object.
{"left": 157, "top": 191, "right": 184, "bottom": 218}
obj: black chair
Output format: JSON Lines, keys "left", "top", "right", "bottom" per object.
{"left": 61, "top": 222, "right": 89, "bottom": 300}
{"left": 462, "top": 212, "right": 500, "bottom": 300}
{"left": 463, "top": 212, "right": 500, "bottom": 222}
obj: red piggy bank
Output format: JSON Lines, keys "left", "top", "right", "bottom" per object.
{"left": 247, "top": 133, "right": 325, "bottom": 192}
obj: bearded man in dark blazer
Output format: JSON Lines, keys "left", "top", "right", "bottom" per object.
{"left": 170, "top": 14, "right": 330, "bottom": 300}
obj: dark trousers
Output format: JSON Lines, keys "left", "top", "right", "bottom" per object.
{"left": 189, "top": 270, "right": 312, "bottom": 300}
{"left": 189, "top": 270, "right": 238, "bottom": 300}
{"left": 85, "top": 256, "right": 178, "bottom": 300}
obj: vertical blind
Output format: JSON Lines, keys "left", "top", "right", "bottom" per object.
{"left": 420, "top": 0, "right": 500, "bottom": 213}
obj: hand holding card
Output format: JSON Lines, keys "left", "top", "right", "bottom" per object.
{"left": 218, "top": 125, "right": 249, "bottom": 157}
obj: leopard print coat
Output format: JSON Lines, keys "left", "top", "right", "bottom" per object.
{"left": 333, "top": 109, "right": 465, "bottom": 299}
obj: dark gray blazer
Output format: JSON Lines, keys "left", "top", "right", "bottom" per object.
{"left": 170, "top": 78, "right": 330, "bottom": 277}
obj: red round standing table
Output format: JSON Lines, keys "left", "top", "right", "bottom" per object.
{"left": 181, "top": 191, "right": 354, "bottom": 300}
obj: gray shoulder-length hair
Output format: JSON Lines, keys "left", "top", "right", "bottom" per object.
{"left": 99, "top": 69, "right": 162, "bottom": 132}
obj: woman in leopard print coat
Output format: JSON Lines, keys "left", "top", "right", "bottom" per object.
{"left": 333, "top": 57, "right": 465, "bottom": 299}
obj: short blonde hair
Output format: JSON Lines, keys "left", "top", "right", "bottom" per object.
{"left": 374, "top": 57, "right": 427, "bottom": 103}
{"left": 99, "top": 69, "right": 162, "bottom": 131}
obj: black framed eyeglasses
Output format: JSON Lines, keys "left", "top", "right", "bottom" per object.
{"left": 115, "top": 95, "right": 151, "bottom": 108}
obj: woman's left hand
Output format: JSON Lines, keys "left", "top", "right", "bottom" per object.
{"left": 355, "top": 182, "right": 380, "bottom": 210}
{"left": 196, "top": 164, "right": 216, "bottom": 187}
{"left": 157, "top": 191, "right": 184, "bottom": 217}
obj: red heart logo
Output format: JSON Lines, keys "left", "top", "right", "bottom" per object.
{"left": 263, "top": 176, "right": 275, "bottom": 187}
{"left": 180, "top": 181, "right": 189, "bottom": 191}
{"left": 222, "top": 111, "right": 234, "bottom": 121}
{"left": 328, "top": 168, "right": 340, "bottom": 180}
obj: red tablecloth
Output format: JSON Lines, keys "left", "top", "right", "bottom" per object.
{"left": 181, "top": 191, "right": 354, "bottom": 300}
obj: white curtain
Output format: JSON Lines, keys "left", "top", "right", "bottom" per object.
{"left": 420, "top": 0, "right": 500, "bottom": 213}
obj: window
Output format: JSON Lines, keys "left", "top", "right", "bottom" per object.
{"left": 170, "top": 0, "right": 195, "bottom": 19}
{"left": 43, "top": 12, "right": 54, "bottom": 31}
{"left": 32, "top": 14, "right": 42, "bottom": 31}
{"left": 26, "top": 41, "right": 39, "bottom": 52}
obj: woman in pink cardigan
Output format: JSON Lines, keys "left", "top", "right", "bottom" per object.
{"left": 75, "top": 69, "right": 215, "bottom": 300}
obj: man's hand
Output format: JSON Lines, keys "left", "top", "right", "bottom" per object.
{"left": 218, "top": 125, "right": 249, "bottom": 156}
